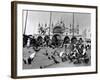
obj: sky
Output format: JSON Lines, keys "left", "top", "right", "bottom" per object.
{"left": 23, "top": 10, "right": 91, "bottom": 38}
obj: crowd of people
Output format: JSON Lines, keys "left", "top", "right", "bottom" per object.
{"left": 23, "top": 34, "right": 91, "bottom": 67}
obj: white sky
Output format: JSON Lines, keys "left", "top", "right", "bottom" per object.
{"left": 23, "top": 10, "right": 91, "bottom": 36}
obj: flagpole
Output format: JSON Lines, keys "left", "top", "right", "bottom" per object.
{"left": 24, "top": 10, "right": 28, "bottom": 35}
{"left": 49, "top": 11, "right": 52, "bottom": 36}
{"left": 73, "top": 12, "right": 74, "bottom": 36}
